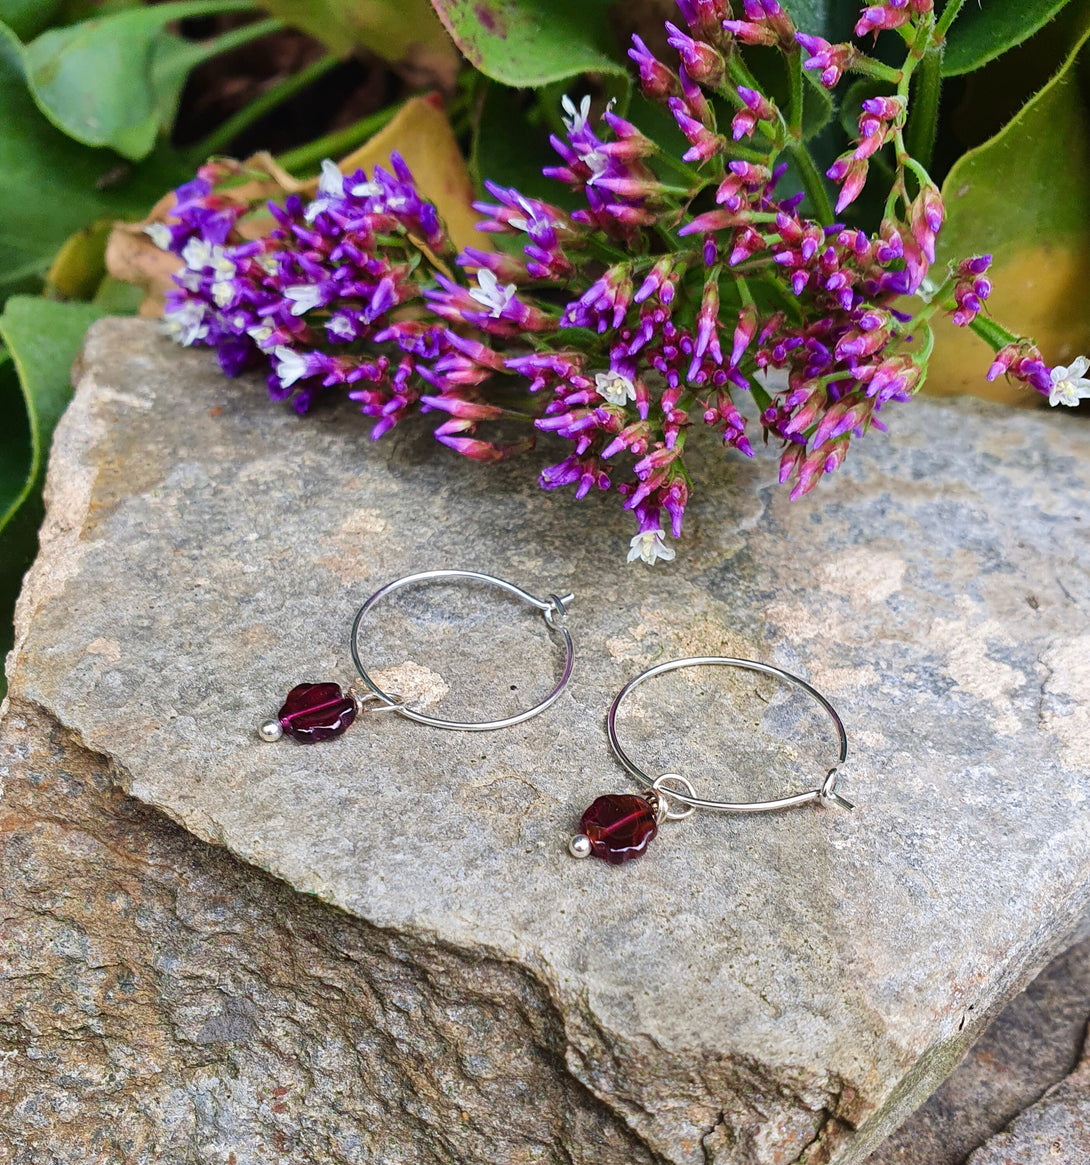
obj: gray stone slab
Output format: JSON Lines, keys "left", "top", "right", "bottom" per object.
{"left": 6, "top": 317, "right": 1090, "bottom": 1163}
{"left": 966, "top": 1045, "right": 1090, "bottom": 1165}
{"left": 868, "top": 933, "right": 1090, "bottom": 1164}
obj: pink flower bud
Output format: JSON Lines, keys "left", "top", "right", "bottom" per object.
{"left": 732, "top": 109, "right": 758, "bottom": 140}
{"left": 628, "top": 35, "right": 680, "bottom": 100}
{"left": 730, "top": 304, "right": 758, "bottom": 367}
{"left": 434, "top": 434, "right": 507, "bottom": 462}
{"left": 665, "top": 22, "right": 726, "bottom": 87}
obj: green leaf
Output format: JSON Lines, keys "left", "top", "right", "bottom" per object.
{"left": 19, "top": 0, "right": 261, "bottom": 160}
{"left": 942, "top": 0, "right": 1077, "bottom": 77}
{"left": 428, "top": 0, "right": 628, "bottom": 87}
{"left": 779, "top": 0, "right": 864, "bottom": 41}
{"left": 926, "top": 16, "right": 1090, "bottom": 397}
{"left": 0, "top": 348, "right": 27, "bottom": 532}
{"left": 937, "top": 20, "right": 1090, "bottom": 263}
{"left": 0, "top": 297, "right": 107, "bottom": 526}
{"left": 0, "top": 0, "right": 63, "bottom": 39}
{"left": 257, "top": 0, "right": 460, "bottom": 80}
{"left": 0, "top": 350, "right": 32, "bottom": 701}
{"left": 779, "top": 0, "right": 827, "bottom": 33}
{"left": 0, "top": 29, "right": 191, "bottom": 299}
{"left": 472, "top": 82, "right": 566, "bottom": 204}
{"left": 0, "top": 298, "right": 107, "bottom": 698}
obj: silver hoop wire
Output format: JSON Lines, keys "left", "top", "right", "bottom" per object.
{"left": 607, "top": 657, "right": 851, "bottom": 812}
{"left": 350, "top": 569, "right": 574, "bottom": 732}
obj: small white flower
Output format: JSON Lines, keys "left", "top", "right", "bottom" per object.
{"left": 627, "top": 527, "right": 676, "bottom": 566}
{"left": 468, "top": 268, "right": 517, "bottom": 318}
{"left": 273, "top": 345, "right": 309, "bottom": 388}
{"left": 582, "top": 148, "right": 610, "bottom": 186}
{"left": 181, "top": 236, "right": 214, "bottom": 270}
{"left": 595, "top": 369, "right": 636, "bottom": 406}
{"left": 143, "top": 222, "right": 173, "bottom": 250}
{"left": 349, "top": 177, "right": 381, "bottom": 198}
{"left": 317, "top": 158, "right": 344, "bottom": 197}
{"left": 1048, "top": 355, "right": 1090, "bottom": 407}
{"left": 327, "top": 314, "right": 357, "bottom": 341}
{"left": 181, "top": 238, "right": 236, "bottom": 284}
{"left": 284, "top": 284, "right": 324, "bottom": 316}
{"left": 304, "top": 159, "right": 346, "bottom": 221}
{"left": 174, "top": 269, "right": 203, "bottom": 292}
{"left": 211, "top": 280, "right": 235, "bottom": 308}
{"left": 561, "top": 93, "right": 592, "bottom": 135}
{"left": 256, "top": 252, "right": 280, "bottom": 274}
{"left": 163, "top": 300, "right": 209, "bottom": 347}
{"left": 246, "top": 323, "right": 275, "bottom": 348}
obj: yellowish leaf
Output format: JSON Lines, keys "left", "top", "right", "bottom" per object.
{"left": 106, "top": 103, "right": 483, "bottom": 317}
{"left": 46, "top": 219, "right": 113, "bottom": 301}
{"left": 922, "top": 243, "right": 1090, "bottom": 406}
{"left": 337, "top": 93, "right": 484, "bottom": 255}
{"left": 253, "top": 0, "right": 459, "bottom": 90}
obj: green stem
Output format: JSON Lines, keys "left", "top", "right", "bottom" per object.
{"left": 968, "top": 313, "right": 1019, "bottom": 352}
{"left": 787, "top": 49, "right": 804, "bottom": 139}
{"left": 169, "top": 16, "right": 282, "bottom": 74}
{"left": 912, "top": 319, "right": 935, "bottom": 368}
{"left": 934, "top": 0, "right": 969, "bottom": 41}
{"left": 848, "top": 58, "right": 902, "bottom": 84}
{"left": 902, "top": 41, "right": 943, "bottom": 172}
{"left": 727, "top": 54, "right": 763, "bottom": 98}
{"left": 653, "top": 149, "right": 710, "bottom": 186}
{"left": 191, "top": 54, "right": 339, "bottom": 160}
{"left": 277, "top": 101, "right": 405, "bottom": 173}
{"left": 785, "top": 138, "right": 834, "bottom": 225}
{"left": 903, "top": 274, "right": 954, "bottom": 327}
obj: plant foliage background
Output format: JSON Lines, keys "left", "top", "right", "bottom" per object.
{"left": 2, "top": 0, "right": 1089, "bottom": 697}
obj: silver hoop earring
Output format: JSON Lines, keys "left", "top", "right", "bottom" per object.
{"left": 569, "top": 657, "right": 851, "bottom": 864}
{"left": 258, "top": 569, "right": 574, "bottom": 743}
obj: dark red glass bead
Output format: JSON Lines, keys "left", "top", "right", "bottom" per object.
{"left": 278, "top": 682, "right": 357, "bottom": 743}
{"left": 580, "top": 794, "right": 658, "bottom": 864}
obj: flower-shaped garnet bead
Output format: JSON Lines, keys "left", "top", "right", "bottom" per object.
{"left": 579, "top": 794, "right": 658, "bottom": 863}
{"left": 278, "top": 682, "right": 357, "bottom": 743}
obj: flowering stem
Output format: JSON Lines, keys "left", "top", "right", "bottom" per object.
{"left": 903, "top": 43, "right": 943, "bottom": 173}
{"left": 277, "top": 102, "right": 405, "bottom": 173}
{"left": 191, "top": 54, "right": 339, "bottom": 161}
{"left": 787, "top": 49, "right": 804, "bottom": 139}
{"left": 849, "top": 58, "right": 903, "bottom": 84}
{"left": 935, "top": 0, "right": 969, "bottom": 40}
{"left": 967, "top": 313, "right": 1019, "bottom": 353}
{"left": 785, "top": 139, "right": 834, "bottom": 225}
{"left": 904, "top": 274, "right": 954, "bottom": 326}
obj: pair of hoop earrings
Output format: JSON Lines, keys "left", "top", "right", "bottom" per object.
{"left": 258, "top": 569, "right": 853, "bottom": 864}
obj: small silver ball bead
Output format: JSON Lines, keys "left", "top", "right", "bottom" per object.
{"left": 568, "top": 833, "right": 592, "bottom": 859}
{"left": 258, "top": 719, "right": 283, "bottom": 743}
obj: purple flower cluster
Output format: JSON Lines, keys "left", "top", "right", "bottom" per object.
{"left": 153, "top": 0, "right": 1078, "bottom": 564}
{"left": 153, "top": 156, "right": 451, "bottom": 428}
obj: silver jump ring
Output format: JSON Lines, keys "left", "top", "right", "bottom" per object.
{"left": 607, "top": 656, "right": 850, "bottom": 813}
{"left": 351, "top": 569, "right": 575, "bottom": 732}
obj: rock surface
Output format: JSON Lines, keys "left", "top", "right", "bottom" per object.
{"left": 868, "top": 933, "right": 1090, "bottom": 1164}
{"left": 966, "top": 1044, "right": 1090, "bottom": 1165}
{"left": 3, "top": 318, "right": 1090, "bottom": 1163}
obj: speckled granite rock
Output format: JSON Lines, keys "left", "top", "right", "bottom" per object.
{"left": 966, "top": 1043, "right": 1090, "bottom": 1165}
{"left": 868, "top": 934, "right": 1090, "bottom": 1164}
{"left": 3, "top": 317, "right": 1090, "bottom": 1163}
